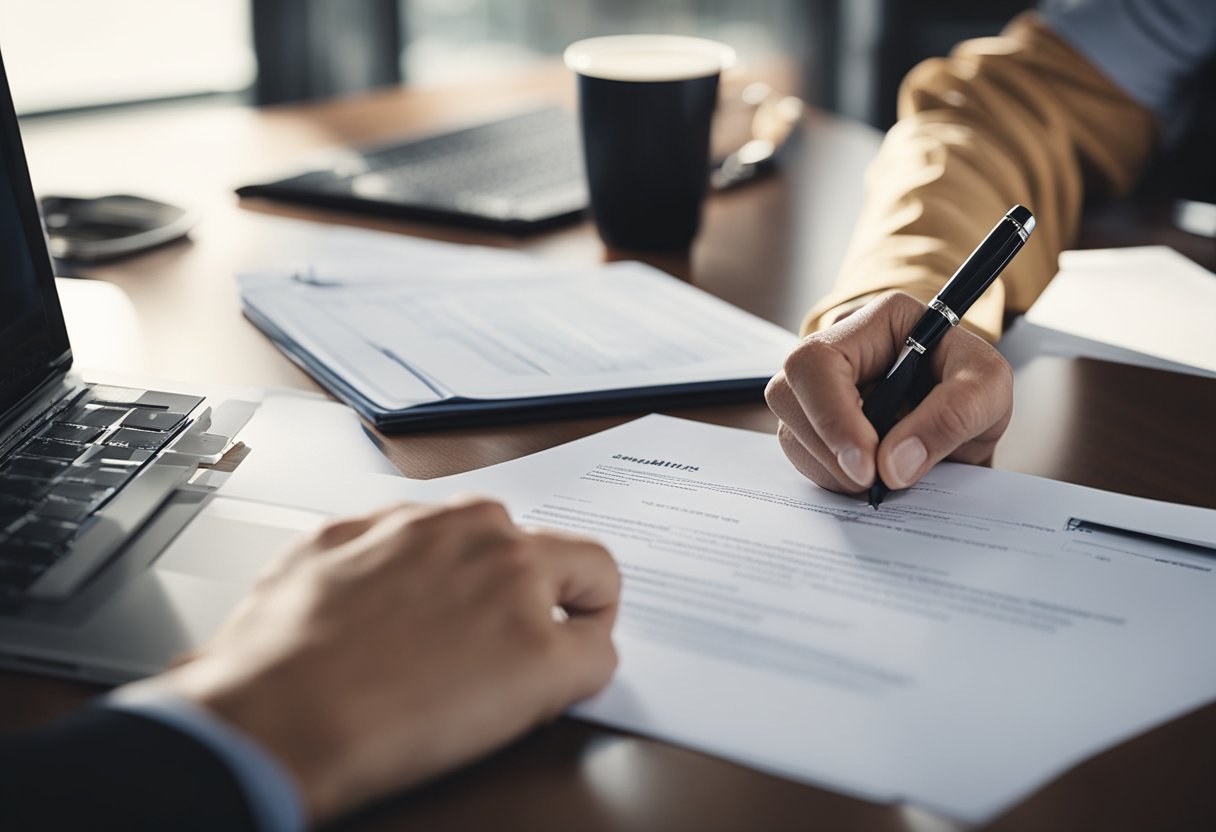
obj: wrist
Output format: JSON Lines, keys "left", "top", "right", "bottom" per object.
{"left": 150, "top": 659, "right": 347, "bottom": 825}
{"left": 107, "top": 677, "right": 310, "bottom": 832}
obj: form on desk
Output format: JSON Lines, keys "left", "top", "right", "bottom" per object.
{"left": 312, "top": 415, "right": 1214, "bottom": 823}
{"left": 238, "top": 232, "right": 797, "bottom": 429}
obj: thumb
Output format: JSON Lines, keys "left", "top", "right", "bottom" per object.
{"left": 877, "top": 372, "right": 1010, "bottom": 489}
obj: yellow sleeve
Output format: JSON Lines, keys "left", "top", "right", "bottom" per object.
{"left": 802, "top": 12, "right": 1159, "bottom": 342}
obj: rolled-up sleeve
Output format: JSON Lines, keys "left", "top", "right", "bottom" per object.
{"left": 803, "top": 11, "right": 1162, "bottom": 341}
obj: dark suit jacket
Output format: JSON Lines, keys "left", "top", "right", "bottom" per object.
{"left": 0, "top": 706, "right": 258, "bottom": 831}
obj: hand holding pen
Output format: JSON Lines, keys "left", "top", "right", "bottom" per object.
{"left": 766, "top": 206, "right": 1034, "bottom": 504}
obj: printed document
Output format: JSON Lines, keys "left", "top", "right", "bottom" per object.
{"left": 1000, "top": 246, "right": 1216, "bottom": 377}
{"left": 338, "top": 415, "right": 1216, "bottom": 823}
{"left": 239, "top": 252, "right": 796, "bottom": 413}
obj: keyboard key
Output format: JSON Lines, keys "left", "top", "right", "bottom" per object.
{"left": 0, "top": 478, "right": 52, "bottom": 501}
{"left": 60, "top": 465, "right": 133, "bottom": 488}
{"left": 122, "top": 409, "right": 186, "bottom": 432}
{"left": 40, "top": 422, "right": 104, "bottom": 443}
{"left": 9, "top": 518, "right": 78, "bottom": 547}
{"left": 0, "top": 500, "right": 30, "bottom": 530}
{"left": 46, "top": 481, "right": 110, "bottom": 503}
{"left": 83, "top": 385, "right": 146, "bottom": 406}
{"left": 58, "top": 406, "right": 129, "bottom": 428}
{"left": 105, "top": 428, "right": 172, "bottom": 452}
{"left": 1, "top": 542, "right": 61, "bottom": 568}
{"left": 1, "top": 457, "right": 67, "bottom": 481}
{"left": 80, "top": 446, "right": 153, "bottom": 467}
{"left": 0, "top": 563, "right": 39, "bottom": 591}
{"left": 137, "top": 391, "right": 203, "bottom": 413}
{"left": 32, "top": 497, "right": 94, "bottom": 523}
{"left": 22, "top": 440, "right": 88, "bottom": 462}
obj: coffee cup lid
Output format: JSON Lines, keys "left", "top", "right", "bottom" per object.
{"left": 564, "top": 35, "right": 736, "bottom": 82}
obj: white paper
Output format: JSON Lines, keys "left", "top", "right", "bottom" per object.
{"left": 1023, "top": 246, "right": 1216, "bottom": 374}
{"left": 240, "top": 254, "right": 798, "bottom": 411}
{"left": 327, "top": 415, "right": 1216, "bottom": 823}
{"left": 239, "top": 221, "right": 539, "bottom": 285}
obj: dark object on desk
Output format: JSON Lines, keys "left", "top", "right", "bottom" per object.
{"left": 236, "top": 103, "right": 801, "bottom": 235}
{"left": 863, "top": 205, "right": 1035, "bottom": 508}
{"left": 39, "top": 194, "right": 198, "bottom": 263}
{"left": 567, "top": 35, "right": 733, "bottom": 253}
{"left": 237, "top": 107, "right": 589, "bottom": 233}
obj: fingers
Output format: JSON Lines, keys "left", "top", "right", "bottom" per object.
{"left": 770, "top": 292, "right": 1014, "bottom": 494}
{"left": 345, "top": 496, "right": 620, "bottom": 630}
{"left": 773, "top": 412, "right": 857, "bottom": 493}
{"left": 877, "top": 328, "right": 1013, "bottom": 488}
{"left": 768, "top": 294, "right": 932, "bottom": 492}
{"left": 292, "top": 495, "right": 621, "bottom": 700}
{"left": 521, "top": 531, "right": 620, "bottom": 700}
{"left": 776, "top": 345, "right": 878, "bottom": 489}
{"left": 527, "top": 530, "right": 620, "bottom": 623}
{"left": 346, "top": 496, "right": 513, "bottom": 564}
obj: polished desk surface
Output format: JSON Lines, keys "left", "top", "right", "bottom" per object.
{"left": 5, "top": 65, "right": 1216, "bottom": 831}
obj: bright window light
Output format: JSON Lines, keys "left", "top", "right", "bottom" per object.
{"left": 0, "top": 0, "right": 255, "bottom": 114}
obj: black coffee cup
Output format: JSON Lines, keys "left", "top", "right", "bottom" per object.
{"left": 565, "top": 36, "right": 735, "bottom": 253}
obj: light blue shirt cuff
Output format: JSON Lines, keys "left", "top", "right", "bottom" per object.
{"left": 1039, "top": 0, "right": 1216, "bottom": 133}
{"left": 105, "top": 685, "right": 306, "bottom": 832}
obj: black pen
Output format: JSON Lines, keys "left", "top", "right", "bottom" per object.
{"left": 862, "top": 204, "right": 1035, "bottom": 508}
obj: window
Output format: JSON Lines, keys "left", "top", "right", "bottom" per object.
{"left": 0, "top": 0, "right": 255, "bottom": 114}
{"left": 402, "top": 0, "right": 800, "bottom": 86}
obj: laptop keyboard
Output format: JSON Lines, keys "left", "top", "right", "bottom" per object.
{"left": 0, "top": 384, "right": 202, "bottom": 599}
{"left": 269, "top": 107, "right": 588, "bottom": 223}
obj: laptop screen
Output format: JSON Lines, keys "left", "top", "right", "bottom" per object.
{"left": 0, "top": 50, "right": 72, "bottom": 424}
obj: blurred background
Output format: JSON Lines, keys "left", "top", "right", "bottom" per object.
{"left": 1, "top": 0, "right": 1030, "bottom": 128}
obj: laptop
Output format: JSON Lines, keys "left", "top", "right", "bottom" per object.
{"left": 236, "top": 106, "right": 590, "bottom": 234}
{"left": 0, "top": 51, "right": 347, "bottom": 683}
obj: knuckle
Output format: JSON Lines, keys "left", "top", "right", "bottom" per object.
{"left": 778, "top": 428, "right": 844, "bottom": 492}
{"left": 385, "top": 507, "right": 431, "bottom": 539}
{"left": 776, "top": 421, "right": 800, "bottom": 450}
{"left": 448, "top": 498, "right": 513, "bottom": 529}
{"left": 872, "top": 290, "right": 920, "bottom": 315}
{"left": 986, "top": 351, "right": 1014, "bottom": 393}
{"left": 876, "top": 291, "right": 931, "bottom": 334}
{"left": 311, "top": 517, "right": 348, "bottom": 546}
{"left": 764, "top": 372, "right": 787, "bottom": 409}
{"left": 888, "top": 290, "right": 923, "bottom": 310}
{"left": 492, "top": 536, "right": 540, "bottom": 583}
{"left": 599, "top": 548, "right": 623, "bottom": 594}
{"left": 784, "top": 336, "right": 831, "bottom": 375}
{"left": 813, "top": 409, "right": 850, "bottom": 445}
{"left": 928, "top": 392, "right": 987, "bottom": 444}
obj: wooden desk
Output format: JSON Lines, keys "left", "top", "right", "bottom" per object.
{"left": 6, "top": 66, "right": 1216, "bottom": 831}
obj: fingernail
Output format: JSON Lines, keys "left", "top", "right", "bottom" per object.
{"left": 889, "top": 437, "right": 928, "bottom": 488}
{"left": 837, "top": 446, "right": 874, "bottom": 488}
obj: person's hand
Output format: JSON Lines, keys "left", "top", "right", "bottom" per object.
{"left": 145, "top": 496, "right": 620, "bottom": 825}
{"left": 766, "top": 291, "right": 1013, "bottom": 494}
